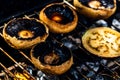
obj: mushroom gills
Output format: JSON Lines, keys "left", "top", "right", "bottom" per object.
{"left": 79, "top": 0, "right": 114, "bottom": 9}
{"left": 33, "top": 42, "right": 72, "bottom": 65}
{"left": 5, "top": 19, "right": 46, "bottom": 40}
{"left": 44, "top": 5, "right": 74, "bottom": 24}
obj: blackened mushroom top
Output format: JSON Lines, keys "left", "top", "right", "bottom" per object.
{"left": 40, "top": 2, "right": 78, "bottom": 33}
{"left": 32, "top": 42, "right": 72, "bottom": 65}
{"left": 44, "top": 4, "right": 74, "bottom": 24}
{"left": 5, "top": 18, "right": 46, "bottom": 40}
{"left": 79, "top": 0, "right": 115, "bottom": 9}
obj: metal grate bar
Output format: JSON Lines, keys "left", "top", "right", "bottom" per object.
{"left": 0, "top": 62, "right": 15, "bottom": 78}
{"left": 0, "top": 48, "right": 35, "bottom": 80}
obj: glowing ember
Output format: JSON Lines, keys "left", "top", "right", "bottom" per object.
{"left": 51, "top": 13, "right": 63, "bottom": 23}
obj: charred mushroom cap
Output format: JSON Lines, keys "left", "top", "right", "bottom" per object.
{"left": 73, "top": 0, "right": 116, "bottom": 19}
{"left": 3, "top": 18, "right": 49, "bottom": 49}
{"left": 39, "top": 2, "right": 78, "bottom": 33}
{"left": 80, "top": 0, "right": 115, "bottom": 9}
{"left": 30, "top": 42, "right": 73, "bottom": 75}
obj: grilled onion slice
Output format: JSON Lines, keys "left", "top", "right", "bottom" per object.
{"left": 73, "top": 0, "right": 116, "bottom": 19}
{"left": 2, "top": 18, "right": 49, "bottom": 49}
{"left": 39, "top": 2, "right": 78, "bottom": 33}
{"left": 82, "top": 27, "right": 120, "bottom": 58}
{"left": 30, "top": 42, "right": 73, "bottom": 75}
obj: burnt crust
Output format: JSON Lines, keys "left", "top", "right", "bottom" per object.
{"left": 30, "top": 42, "right": 73, "bottom": 75}
{"left": 2, "top": 18, "right": 49, "bottom": 49}
{"left": 5, "top": 18, "right": 46, "bottom": 40}
{"left": 44, "top": 4, "right": 74, "bottom": 24}
{"left": 73, "top": 0, "right": 116, "bottom": 19}
{"left": 79, "top": 0, "right": 114, "bottom": 9}
{"left": 39, "top": 2, "right": 78, "bottom": 33}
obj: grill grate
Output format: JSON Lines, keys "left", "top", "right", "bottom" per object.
{"left": 0, "top": 0, "right": 120, "bottom": 80}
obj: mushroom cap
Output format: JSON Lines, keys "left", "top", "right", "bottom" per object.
{"left": 73, "top": 0, "right": 116, "bottom": 19}
{"left": 30, "top": 42, "right": 73, "bottom": 75}
{"left": 39, "top": 2, "right": 78, "bottom": 33}
{"left": 3, "top": 18, "right": 49, "bottom": 49}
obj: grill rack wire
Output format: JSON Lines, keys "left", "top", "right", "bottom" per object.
{"left": 0, "top": 0, "right": 120, "bottom": 80}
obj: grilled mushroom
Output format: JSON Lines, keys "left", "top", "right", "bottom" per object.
{"left": 30, "top": 42, "right": 73, "bottom": 75}
{"left": 2, "top": 18, "right": 49, "bottom": 49}
{"left": 82, "top": 27, "right": 120, "bottom": 58}
{"left": 73, "top": 0, "right": 116, "bottom": 19}
{"left": 39, "top": 2, "right": 78, "bottom": 33}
